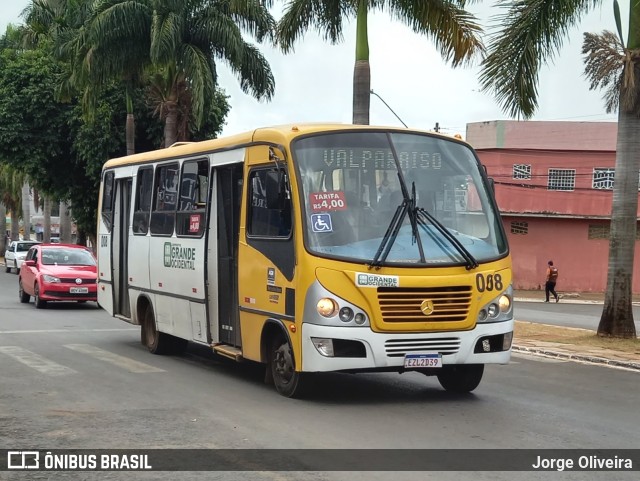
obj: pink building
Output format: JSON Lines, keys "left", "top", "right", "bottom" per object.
{"left": 466, "top": 120, "right": 640, "bottom": 293}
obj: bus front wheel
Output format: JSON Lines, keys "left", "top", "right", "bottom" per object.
{"left": 436, "top": 364, "right": 484, "bottom": 393}
{"left": 270, "top": 336, "right": 308, "bottom": 398}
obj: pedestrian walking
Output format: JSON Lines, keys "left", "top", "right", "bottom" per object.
{"left": 545, "top": 260, "right": 559, "bottom": 303}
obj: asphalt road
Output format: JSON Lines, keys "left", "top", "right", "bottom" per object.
{"left": 0, "top": 271, "right": 638, "bottom": 481}
{"left": 514, "top": 301, "right": 640, "bottom": 332}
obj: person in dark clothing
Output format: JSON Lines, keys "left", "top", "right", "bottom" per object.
{"left": 545, "top": 260, "right": 559, "bottom": 303}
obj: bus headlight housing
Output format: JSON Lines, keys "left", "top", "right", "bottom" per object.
{"left": 305, "top": 280, "right": 370, "bottom": 327}
{"left": 477, "top": 285, "right": 513, "bottom": 323}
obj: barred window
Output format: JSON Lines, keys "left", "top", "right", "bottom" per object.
{"left": 548, "top": 169, "right": 575, "bottom": 191}
{"left": 588, "top": 224, "right": 609, "bottom": 240}
{"left": 593, "top": 168, "right": 614, "bottom": 190}
{"left": 510, "top": 221, "right": 528, "bottom": 235}
{"left": 513, "top": 164, "right": 531, "bottom": 180}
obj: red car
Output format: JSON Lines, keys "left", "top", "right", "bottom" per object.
{"left": 18, "top": 244, "right": 98, "bottom": 308}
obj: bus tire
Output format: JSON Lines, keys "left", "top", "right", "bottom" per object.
{"left": 436, "top": 364, "right": 484, "bottom": 393}
{"left": 270, "top": 335, "right": 308, "bottom": 398}
{"left": 170, "top": 337, "right": 189, "bottom": 355}
{"left": 141, "top": 305, "right": 172, "bottom": 355}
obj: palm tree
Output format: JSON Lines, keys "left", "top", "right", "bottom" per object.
{"left": 277, "top": 0, "right": 483, "bottom": 125}
{"left": 0, "top": 202, "right": 6, "bottom": 254}
{"left": 23, "top": 0, "right": 143, "bottom": 154}
{"left": 88, "top": 0, "right": 276, "bottom": 147}
{"left": 479, "top": 0, "right": 639, "bottom": 338}
{"left": 0, "top": 164, "right": 25, "bottom": 242}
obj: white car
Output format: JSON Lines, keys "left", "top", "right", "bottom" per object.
{"left": 4, "top": 241, "right": 40, "bottom": 274}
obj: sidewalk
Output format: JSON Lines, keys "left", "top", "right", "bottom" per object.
{"left": 513, "top": 290, "right": 640, "bottom": 372}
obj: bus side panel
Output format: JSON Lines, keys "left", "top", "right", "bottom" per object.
{"left": 148, "top": 234, "right": 206, "bottom": 340}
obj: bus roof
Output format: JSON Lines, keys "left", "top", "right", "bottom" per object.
{"left": 102, "top": 123, "right": 470, "bottom": 170}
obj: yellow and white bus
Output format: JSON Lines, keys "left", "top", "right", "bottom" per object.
{"left": 97, "top": 124, "right": 513, "bottom": 397}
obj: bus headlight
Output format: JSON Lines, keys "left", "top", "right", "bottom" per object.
{"left": 339, "top": 307, "right": 354, "bottom": 322}
{"left": 499, "top": 294, "right": 511, "bottom": 312}
{"left": 317, "top": 298, "right": 338, "bottom": 317}
{"left": 477, "top": 286, "right": 513, "bottom": 323}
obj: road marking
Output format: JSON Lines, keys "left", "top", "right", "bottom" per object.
{"left": 0, "top": 346, "right": 76, "bottom": 376}
{"left": 64, "top": 344, "right": 165, "bottom": 373}
{"left": 0, "top": 328, "right": 137, "bottom": 334}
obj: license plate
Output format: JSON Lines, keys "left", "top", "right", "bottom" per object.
{"left": 69, "top": 287, "right": 89, "bottom": 294}
{"left": 404, "top": 353, "right": 442, "bottom": 368}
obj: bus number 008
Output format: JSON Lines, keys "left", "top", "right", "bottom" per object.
{"left": 476, "top": 273, "right": 503, "bottom": 292}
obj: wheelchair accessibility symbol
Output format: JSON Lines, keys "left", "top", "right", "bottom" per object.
{"left": 311, "top": 213, "right": 333, "bottom": 233}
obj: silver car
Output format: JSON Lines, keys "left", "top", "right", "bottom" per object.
{"left": 4, "top": 241, "right": 40, "bottom": 274}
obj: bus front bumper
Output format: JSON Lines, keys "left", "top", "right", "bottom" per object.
{"left": 301, "top": 320, "right": 514, "bottom": 373}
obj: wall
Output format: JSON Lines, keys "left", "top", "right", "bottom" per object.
{"left": 504, "top": 217, "right": 640, "bottom": 293}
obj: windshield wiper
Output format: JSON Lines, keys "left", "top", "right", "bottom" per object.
{"left": 414, "top": 207, "right": 479, "bottom": 270}
{"left": 369, "top": 135, "right": 426, "bottom": 269}
{"left": 369, "top": 133, "right": 478, "bottom": 270}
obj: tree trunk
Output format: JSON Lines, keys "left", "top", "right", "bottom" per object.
{"left": 164, "top": 101, "right": 179, "bottom": 148}
{"left": 59, "top": 201, "right": 72, "bottom": 243}
{"left": 126, "top": 113, "right": 136, "bottom": 156}
{"left": 125, "top": 86, "right": 135, "bottom": 155}
{"left": 10, "top": 209, "right": 19, "bottom": 241}
{"left": 598, "top": 105, "right": 640, "bottom": 338}
{"left": 43, "top": 197, "right": 51, "bottom": 242}
{"left": 21, "top": 182, "right": 30, "bottom": 240}
{"left": 352, "top": 1, "right": 370, "bottom": 125}
{"left": 0, "top": 203, "right": 6, "bottom": 253}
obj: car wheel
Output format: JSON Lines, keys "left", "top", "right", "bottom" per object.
{"left": 15, "top": 268, "right": 20, "bottom": 275}
{"left": 19, "top": 280, "right": 30, "bottom": 303}
{"left": 5, "top": 265, "right": 11, "bottom": 273}
{"left": 34, "top": 284, "right": 47, "bottom": 309}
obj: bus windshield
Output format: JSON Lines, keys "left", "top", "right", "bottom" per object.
{"left": 293, "top": 130, "right": 508, "bottom": 266}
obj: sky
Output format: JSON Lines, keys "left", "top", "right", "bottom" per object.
{"left": 1, "top": 1, "right": 624, "bottom": 139}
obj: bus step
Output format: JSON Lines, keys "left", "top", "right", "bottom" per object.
{"left": 212, "top": 344, "right": 243, "bottom": 362}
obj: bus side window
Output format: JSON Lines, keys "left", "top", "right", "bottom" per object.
{"left": 133, "top": 167, "right": 153, "bottom": 235}
{"left": 150, "top": 162, "right": 178, "bottom": 236}
{"left": 247, "top": 168, "right": 291, "bottom": 238}
{"left": 176, "top": 159, "right": 208, "bottom": 237}
{"left": 101, "top": 171, "right": 115, "bottom": 232}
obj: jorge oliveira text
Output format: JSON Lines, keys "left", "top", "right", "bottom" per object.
{"left": 532, "top": 454, "right": 633, "bottom": 471}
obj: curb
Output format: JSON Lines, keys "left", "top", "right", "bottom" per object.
{"left": 513, "top": 345, "right": 640, "bottom": 372}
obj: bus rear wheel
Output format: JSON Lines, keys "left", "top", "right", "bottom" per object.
{"left": 436, "top": 364, "right": 484, "bottom": 393}
{"left": 270, "top": 335, "right": 308, "bottom": 398}
{"left": 141, "top": 305, "right": 172, "bottom": 355}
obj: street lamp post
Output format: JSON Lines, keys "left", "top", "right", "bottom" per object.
{"left": 370, "top": 89, "right": 408, "bottom": 128}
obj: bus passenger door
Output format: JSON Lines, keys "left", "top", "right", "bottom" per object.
{"left": 207, "top": 164, "right": 242, "bottom": 346}
{"left": 112, "top": 178, "right": 132, "bottom": 318}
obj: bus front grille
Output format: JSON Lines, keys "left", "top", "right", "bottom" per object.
{"left": 377, "top": 286, "right": 472, "bottom": 323}
{"left": 385, "top": 337, "right": 461, "bottom": 357}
